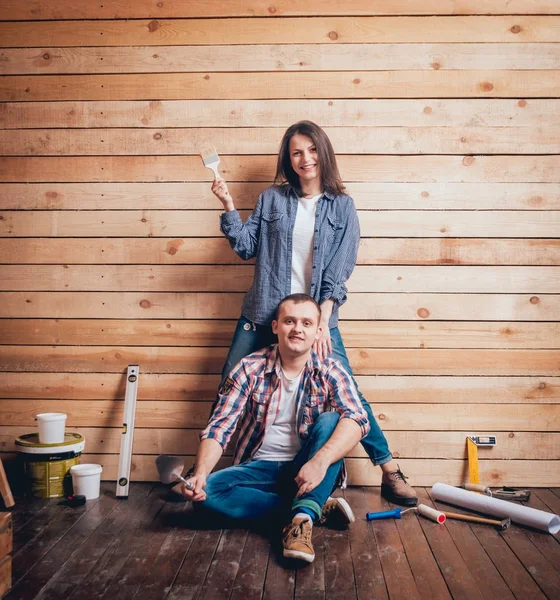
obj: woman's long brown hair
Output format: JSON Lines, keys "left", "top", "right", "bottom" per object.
{"left": 274, "top": 120, "right": 346, "bottom": 196}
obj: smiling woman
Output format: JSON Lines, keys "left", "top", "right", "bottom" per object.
{"left": 209, "top": 120, "right": 418, "bottom": 507}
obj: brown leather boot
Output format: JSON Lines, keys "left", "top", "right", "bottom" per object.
{"left": 381, "top": 465, "right": 418, "bottom": 507}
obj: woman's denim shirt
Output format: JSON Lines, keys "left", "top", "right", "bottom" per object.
{"left": 220, "top": 184, "right": 360, "bottom": 327}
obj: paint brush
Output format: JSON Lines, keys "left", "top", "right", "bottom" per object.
{"left": 200, "top": 146, "right": 221, "bottom": 179}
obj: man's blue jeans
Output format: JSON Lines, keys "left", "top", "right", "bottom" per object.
{"left": 217, "top": 316, "right": 392, "bottom": 466}
{"left": 200, "top": 412, "right": 343, "bottom": 521}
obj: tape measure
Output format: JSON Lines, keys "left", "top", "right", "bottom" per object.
{"left": 466, "top": 435, "right": 496, "bottom": 486}
{"left": 467, "top": 437, "right": 480, "bottom": 485}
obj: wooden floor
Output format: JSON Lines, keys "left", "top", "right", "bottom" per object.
{"left": 3, "top": 484, "right": 560, "bottom": 600}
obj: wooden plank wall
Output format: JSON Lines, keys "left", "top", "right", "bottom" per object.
{"left": 0, "top": 0, "right": 559, "bottom": 487}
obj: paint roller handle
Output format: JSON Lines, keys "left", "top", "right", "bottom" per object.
{"left": 366, "top": 508, "right": 403, "bottom": 521}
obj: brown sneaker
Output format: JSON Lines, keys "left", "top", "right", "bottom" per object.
{"left": 318, "top": 497, "right": 355, "bottom": 529}
{"left": 282, "top": 517, "right": 315, "bottom": 563}
{"left": 381, "top": 465, "right": 418, "bottom": 507}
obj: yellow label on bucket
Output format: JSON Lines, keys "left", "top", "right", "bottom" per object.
{"left": 26, "top": 457, "right": 80, "bottom": 498}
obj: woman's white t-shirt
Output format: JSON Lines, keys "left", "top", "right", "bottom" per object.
{"left": 290, "top": 194, "right": 321, "bottom": 294}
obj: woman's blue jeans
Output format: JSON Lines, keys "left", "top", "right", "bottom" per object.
{"left": 201, "top": 412, "right": 343, "bottom": 521}
{"left": 218, "top": 316, "right": 392, "bottom": 466}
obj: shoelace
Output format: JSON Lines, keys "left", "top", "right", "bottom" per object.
{"left": 291, "top": 521, "right": 312, "bottom": 545}
{"left": 388, "top": 467, "right": 408, "bottom": 482}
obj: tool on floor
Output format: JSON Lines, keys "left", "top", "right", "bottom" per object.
{"left": 460, "top": 484, "right": 531, "bottom": 502}
{"left": 443, "top": 512, "right": 511, "bottom": 530}
{"left": 116, "top": 365, "right": 139, "bottom": 499}
{"left": 492, "top": 487, "right": 531, "bottom": 502}
{"left": 66, "top": 494, "right": 86, "bottom": 507}
{"left": 466, "top": 435, "right": 496, "bottom": 485}
{"left": 432, "top": 482, "right": 560, "bottom": 535}
{"left": 366, "top": 503, "right": 446, "bottom": 524}
{"left": 155, "top": 455, "right": 194, "bottom": 491}
{"left": 200, "top": 147, "right": 221, "bottom": 179}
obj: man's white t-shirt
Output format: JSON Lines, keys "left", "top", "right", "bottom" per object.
{"left": 290, "top": 194, "right": 321, "bottom": 294}
{"left": 252, "top": 367, "right": 302, "bottom": 461}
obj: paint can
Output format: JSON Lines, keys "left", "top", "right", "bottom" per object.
{"left": 70, "top": 464, "right": 103, "bottom": 499}
{"left": 15, "top": 433, "right": 85, "bottom": 499}
{"left": 36, "top": 412, "right": 67, "bottom": 444}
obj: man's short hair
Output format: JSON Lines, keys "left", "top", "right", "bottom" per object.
{"left": 273, "top": 293, "right": 322, "bottom": 322}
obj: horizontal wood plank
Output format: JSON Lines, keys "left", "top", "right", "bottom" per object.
{"left": 345, "top": 293, "right": 559, "bottom": 321}
{"left": 1, "top": 319, "right": 558, "bottom": 349}
{"left": 79, "top": 455, "right": 560, "bottom": 486}
{"left": 0, "top": 400, "right": 556, "bottom": 431}
{"left": 1, "top": 346, "right": 559, "bottom": 376}
{"left": 345, "top": 459, "right": 560, "bottom": 487}
{"left": 81, "top": 455, "right": 560, "bottom": 486}
{"left": 357, "top": 239, "right": 560, "bottom": 266}
{"left": 1, "top": 373, "right": 557, "bottom": 403}
{"left": 3, "top": 100, "right": 558, "bottom": 129}
{"left": 0, "top": 319, "right": 238, "bottom": 347}
{"left": 2, "top": 125, "right": 558, "bottom": 155}
{"left": 1, "top": 238, "right": 559, "bottom": 266}
{"left": 341, "top": 321, "right": 560, "bottom": 349}
{"left": 1, "top": 292, "right": 556, "bottom": 320}
{"left": 2, "top": 44, "right": 559, "bottom": 75}
{"left": 1, "top": 71, "right": 558, "bottom": 101}
{"left": 1, "top": 155, "right": 557, "bottom": 183}
{"left": 1, "top": 265, "right": 558, "bottom": 294}
{"left": 0, "top": 17, "right": 558, "bottom": 47}
{"left": 1, "top": 182, "right": 557, "bottom": 210}
{"left": 2, "top": 210, "right": 558, "bottom": 238}
{"left": 2, "top": 0, "right": 557, "bottom": 19}
{"left": 3, "top": 425, "right": 556, "bottom": 460}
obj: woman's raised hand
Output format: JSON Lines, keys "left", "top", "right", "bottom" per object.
{"left": 211, "top": 177, "right": 234, "bottom": 211}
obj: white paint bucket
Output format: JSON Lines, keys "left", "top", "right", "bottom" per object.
{"left": 36, "top": 412, "right": 67, "bottom": 444}
{"left": 70, "top": 463, "right": 103, "bottom": 499}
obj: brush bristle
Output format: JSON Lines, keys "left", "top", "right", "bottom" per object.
{"left": 200, "top": 147, "right": 219, "bottom": 165}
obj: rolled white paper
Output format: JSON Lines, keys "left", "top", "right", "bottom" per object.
{"left": 431, "top": 483, "right": 560, "bottom": 534}
{"left": 417, "top": 503, "right": 446, "bottom": 524}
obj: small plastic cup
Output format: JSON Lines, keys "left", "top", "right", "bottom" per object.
{"left": 36, "top": 412, "right": 67, "bottom": 444}
{"left": 70, "top": 464, "right": 103, "bottom": 499}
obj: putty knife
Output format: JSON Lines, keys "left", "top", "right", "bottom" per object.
{"left": 155, "top": 455, "right": 194, "bottom": 490}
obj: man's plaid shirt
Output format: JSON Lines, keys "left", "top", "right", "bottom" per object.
{"left": 201, "top": 344, "right": 370, "bottom": 466}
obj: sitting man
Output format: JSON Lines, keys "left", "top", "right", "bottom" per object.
{"left": 181, "top": 293, "right": 370, "bottom": 564}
